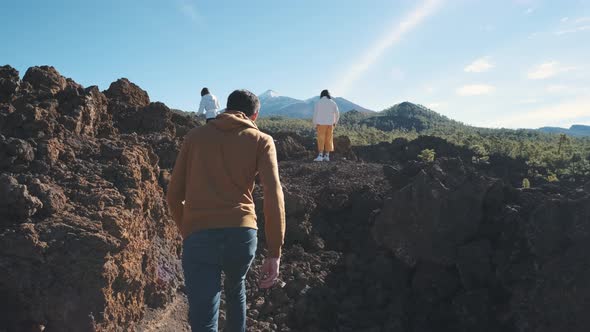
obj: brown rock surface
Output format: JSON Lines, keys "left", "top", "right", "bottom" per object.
{"left": 0, "top": 65, "right": 20, "bottom": 103}
{"left": 104, "top": 78, "right": 150, "bottom": 108}
{"left": 22, "top": 66, "right": 67, "bottom": 96}
{"left": 0, "top": 66, "right": 184, "bottom": 331}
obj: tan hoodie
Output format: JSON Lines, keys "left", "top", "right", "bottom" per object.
{"left": 166, "top": 111, "right": 286, "bottom": 257}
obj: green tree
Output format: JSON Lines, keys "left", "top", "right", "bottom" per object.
{"left": 547, "top": 172, "right": 559, "bottom": 182}
{"left": 557, "top": 134, "right": 570, "bottom": 155}
{"left": 522, "top": 178, "right": 531, "bottom": 188}
{"left": 418, "top": 149, "right": 436, "bottom": 163}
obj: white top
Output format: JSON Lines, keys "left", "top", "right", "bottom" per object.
{"left": 198, "top": 94, "right": 221, "bottom": 119}
{"left": 313, "top": 97, "right": 340, "bottom": 125}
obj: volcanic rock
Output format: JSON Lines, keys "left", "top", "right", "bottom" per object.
{"left": 0, "top": 65, "right": 20, "bottom": 103}
{"left": 104, "top": 78, "right": 150, "bottom": 107}
{"left": 0, "top": 66, "right": 182, "bottom": 331}
{"left": 22, "top": 66, "right": 67, "bottom": 96}
{"left": 2, "top": 64, "right": 589, "bottom": 332}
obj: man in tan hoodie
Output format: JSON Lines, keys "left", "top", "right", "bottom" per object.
{"left": 167, "top": 89, "right": 285, "bottom": 332}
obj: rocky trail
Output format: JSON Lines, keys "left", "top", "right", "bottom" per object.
{"left": 135, "top": 291, "right": 190, "bottom": 332}
{"left": 1, "top": 65, "right": 589, "bottom": 332}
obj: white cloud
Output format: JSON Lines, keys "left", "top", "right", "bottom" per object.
{"left": 424, "top": 85, "right": 435, "bottom": 94}
{"left": 333, "top": 0, "right": 443, "bottom": 95}
{"left": 481, "top": 24, "right": 495, "bottom": 32}
{"left": 545, "top": 85, "right": 590, "bottom": 95}
{"left": 493, "top": 98, "right": 590, "bottom": 128}
{"left": 426, "top": 102, "right": 446, "bottom": 109}
{"left": 464, "top": 56, "right": 494, "bottom": 73}
{"left": 513, "top": 0, "right": 534, "bottom": 4}
{"left": 545, "top": 85, "right": 568, "bottom": 93}
{"left": 456, "top": 84, "right": 495, "bottom": 96}
{"left": 555, "top": 16, "right": 590, "bottom": 35}
{"left": 527, "top": 61, "right": 576, "bottom": 79}
{"left": 519, "top": 98, "right": 541, "bottom": 104}
{"left": 391, "top": 67, "right": 406, "bottom": 81}
{"left": 179, "top": 0, "right": 200, "bottom": 21}
{"left": 555, "top": 25, "right": 590, "bottom": 35}
{"left": 524, "top": 7, "right": 535, "bottom": 15}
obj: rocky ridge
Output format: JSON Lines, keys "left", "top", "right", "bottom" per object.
{"left": 0, "top": 65, "right": 194, "bottom": 331}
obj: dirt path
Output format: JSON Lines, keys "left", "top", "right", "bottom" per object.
{"left": 136, "top": 291, "right": 190, "bottom": 332}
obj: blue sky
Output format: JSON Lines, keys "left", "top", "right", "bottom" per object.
{"left": 2, "top": 0, "right": 589, "bottom": 128}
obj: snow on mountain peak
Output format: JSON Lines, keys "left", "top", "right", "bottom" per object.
{"left": 259, "top": 90, "right": 280, "bottom": 99}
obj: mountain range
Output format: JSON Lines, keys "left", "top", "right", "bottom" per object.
{"left": 258, "top": 90, "right": 373, "bottom": 118}
{"left": 538, "top": 125, "right": 590, "bottom": 137}
{"left": 339, "top": 102, "right": 590, "bottom": 138}
{"left": 181, "top": 90, "right": 590, "bottom": 137}
{"left": 351, "top": 101, "right": 461, "bottom": 132}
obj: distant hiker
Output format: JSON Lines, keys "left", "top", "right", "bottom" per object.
{"left": 312, "top": 89, "right": 340, "bottom": 162}
{"left": 167, "top": 89, "right": 286, "bottom": 332}
{"left": 197, "top": 87, "right": 221, "bottom": 123}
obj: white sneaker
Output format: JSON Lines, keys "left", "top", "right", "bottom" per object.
{"left": 314, "top": 155, "right": 324, "bottom": 162}
{"left": 323, "top": 155, "right": 330, "bottom": 162}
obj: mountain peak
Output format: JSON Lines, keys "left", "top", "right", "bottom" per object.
{"left": 539, "top": 124, "right": 590, "bottom": 137}
{"left": 570, "top": 124, "right": 590, "bottom": 130}
{"left": 259, "top": 90, "right": 280, "bottom": 99}
{"left": 258, "top": 92, "right": 373, "bottom": 118}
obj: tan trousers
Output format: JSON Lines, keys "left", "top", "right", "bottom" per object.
{"left": 316, "top": 125, "right": 334, "bottom": 152}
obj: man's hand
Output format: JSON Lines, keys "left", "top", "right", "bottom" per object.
{"left": 259, "top": 257, "right": 280, "bottom": 289}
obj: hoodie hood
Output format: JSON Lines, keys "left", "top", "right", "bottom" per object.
{"left": 211, "top": 111, "right": 259, "bottom": 132}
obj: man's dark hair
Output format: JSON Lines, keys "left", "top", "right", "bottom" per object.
{"left": 201, "top": 87, "right": 210, "bottom": 96}
{"left": 320, "top": 89, "right": 332, "bottom": 99}
{"left": 226, "top": 89, "right": 260, "bottom": 116}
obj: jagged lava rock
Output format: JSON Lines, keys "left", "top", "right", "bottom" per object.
{"left": 103, "top": 78, "right": 150, "bottom": 107}
{"left": 2, "top": 64, "right": 589, "bottom": 332}
{"left": 0, "top": 65, "right": 20, "bottom": 103}
{"left": 0, "top": 66, "right": 182, "bottom": 331}
{"left": 22, "top": 66, "right": 67, "bottom": 96}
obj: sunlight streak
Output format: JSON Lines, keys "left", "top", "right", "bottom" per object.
{"left": 333, "top": 0, "right": 443, "bottom": 95}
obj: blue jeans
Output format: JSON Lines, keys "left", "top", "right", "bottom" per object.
{"left": 182, "top": 227, "right": 257, "bottom": 332}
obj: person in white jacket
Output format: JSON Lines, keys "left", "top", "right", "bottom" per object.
{"left": 312, "top": 89, "right": 340, "bottom": 162}
{"left": 197, "top": 87, "right": 221, "bottom": 123}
